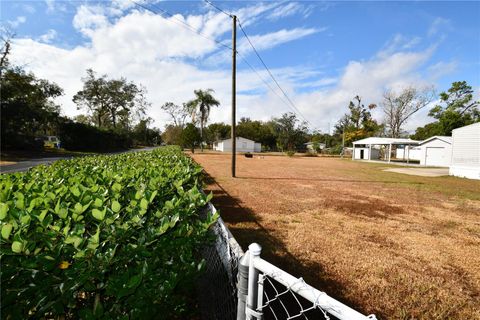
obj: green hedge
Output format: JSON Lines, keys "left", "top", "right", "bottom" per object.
{"left": 58, "top": 121, "right": 133, "bottom": 152}
{"left": 0, "top": 146, "right": 217, "bottom": 319}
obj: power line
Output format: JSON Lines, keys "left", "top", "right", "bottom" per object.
{"left": 204, "top": 0, "right": 233, "bottom": 18}
{"left": 202, "top": 0, "right": 313, "bottom": 126}
{"left": 130, "top": 0, "right": 232, "bottom": 51}
{"left": 132, "top": 0, "right": 319, "bottom": 131}
{"left": 237, "top": 19, "right": 312, "bottom": 127}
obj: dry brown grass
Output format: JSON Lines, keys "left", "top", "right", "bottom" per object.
{"left": 191, "top": 153, "right": 480, "bottom": 320}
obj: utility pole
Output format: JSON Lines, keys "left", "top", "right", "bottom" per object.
{"left": 231, "top": 15, "right": 237, "bottom": 178}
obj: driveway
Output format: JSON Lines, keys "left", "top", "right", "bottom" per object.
{"left": 383, "top": 167, "right": 449, "bottom": 177}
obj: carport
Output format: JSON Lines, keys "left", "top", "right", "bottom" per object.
{"left": 352, "top": 137, "right": 420, "bottom": 163}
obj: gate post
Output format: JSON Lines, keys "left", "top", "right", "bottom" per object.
{"left": 237, "top": 253, "right": 249, "bottom": 320}
{"left": 246, "top": 243, "right": 262, "bottom": 319}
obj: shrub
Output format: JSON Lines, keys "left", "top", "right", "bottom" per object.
{"left": 58, "top": 121, "right": 132, "bottom": 152}
{"left": 0, "top": 146, "right": 217, "bottom": 318}
{"left": 286, "top": 150, "right": 295, "bottom": 157}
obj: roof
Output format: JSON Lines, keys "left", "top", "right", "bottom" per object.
{"left": 216, "top": 136, "right": 256, "bottom": 143}
{"left": 419, "top": 136, "right": 452, "bottom": 145}
{"left": 352, "top": 137, "right": 420, "bottom": 145}
{"left": 304, "top": 142, "right": 326, "bottom": 145}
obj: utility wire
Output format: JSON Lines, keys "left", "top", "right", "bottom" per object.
{"left": 202, "top": 0, "right": 313, "bottom": 127}
{"left": 132, "top": 0, "right": 318, "bottom": 130}
{"left": 237, "top": 19, "right": 312, "bottom": 126}
{"left": 131, "top": 0, "right": 232, "bottom": 51}
{"left": 204, "top": 0, "right": 234, "bottom": 18}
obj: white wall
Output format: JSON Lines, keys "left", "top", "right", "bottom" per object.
{"left": 419, "top": 139, "right": 452, "bottom": 166}
{"left": 214, "top": 137, "right": 256, "bottom": 153}
{"left": 450, "top": 123, "right": 480, "bottom": 179}
{"left": 353, "top": 147, "right": 379, "bottom": 160}
{"left": 396, "top": 147, "right": 422, "bottom": 160}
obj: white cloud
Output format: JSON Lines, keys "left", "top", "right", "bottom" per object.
{"left": 428, "top": 17, "right": 451, "bottom": 37}
{"left": 38, "top": 29, "right": 58, "bottom": 43}
{"left": 238, "top": 27, "right": 322, "bottom": 54}
{"left": 73, "top": 5, "right": 111, "bottom": 37}
{"left": 208, "top": 27, "right": 323, "bottom": 65}
{"left": 22, "top": 4, "right": 36, "bottom": 14}
{"left": 45, "top": 0, "right": 67, "bottom": 13}
{"left": 8, "top": 16, "right": 26, "bottom": 28}
{"left": 267, "top": 2, "right": 314, "bottom": 20}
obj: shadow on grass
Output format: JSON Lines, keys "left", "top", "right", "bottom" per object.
{"left": 201, "top": 171, "right": 368, "bottom": 315}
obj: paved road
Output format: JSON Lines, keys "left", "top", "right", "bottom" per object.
{"left": 0, "top": 147, "right": 159, "bottom": 174}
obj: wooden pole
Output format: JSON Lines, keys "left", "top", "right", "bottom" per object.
{"left": 231, "top": 15, "right": 237, "bottom": 178}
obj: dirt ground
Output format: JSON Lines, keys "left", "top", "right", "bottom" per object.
{"left": 191, "top": 153, "right": 480, "bottom": 320}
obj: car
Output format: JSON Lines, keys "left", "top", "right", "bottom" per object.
{"left": 43, "top": 135, "right": 61, "bottom": 149}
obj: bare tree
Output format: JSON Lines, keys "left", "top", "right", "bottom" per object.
{"left": 0, "top": 27, "right": 14, "bottom": 74}
{"left": 381, "top": 86, "right": 435, "bottom": 137}
{"left": 161, "top": 102, "right": 189, "bottom": 128}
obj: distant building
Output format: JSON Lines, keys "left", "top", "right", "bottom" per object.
{"left": 417, "top": 136, "right": 452, "bottom": 167}
{"left": 213, "top": 137, "right": 261, "bottom": 153}
{"left": 450, "top": 122, "right": 480, "bottom": 180}
{"left": 304, "top": 142, "right": 326, "bottom": 152}
{"left": 352, "top": 137, "right": 419, "bottom": 162}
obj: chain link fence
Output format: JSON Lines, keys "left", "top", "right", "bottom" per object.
{"left": 198, "top": 203, "right": 376, "bottom": 320}
{"left": 197, "top": 203, "right": 244, "bottom": 320}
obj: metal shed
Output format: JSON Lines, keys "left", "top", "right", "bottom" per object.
{"left": 352, "top": 137, "right": 420, "bottom": 163}
{"left": 417, "top": 136, "right": 452, "bottom": 167}
{"left": 449, "top": 122, "right": 480, "bottom": 180}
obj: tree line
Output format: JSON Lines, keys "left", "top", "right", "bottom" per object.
{"left": 2, "top": 32, "right": 478, "bottom": 154}
{"left": 1, "top": 36, "right": 160, "bottom": 152}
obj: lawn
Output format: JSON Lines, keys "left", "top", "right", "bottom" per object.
{"left": 191, "top": 153, "right": 480, "bottom": 319}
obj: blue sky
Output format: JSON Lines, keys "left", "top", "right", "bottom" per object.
{"left": 2, "top": 1, "right": 480, "bottom": 133}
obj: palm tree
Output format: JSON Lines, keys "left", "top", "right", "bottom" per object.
{"left": 187, "top": 89, "right": 220, "bottom": 151}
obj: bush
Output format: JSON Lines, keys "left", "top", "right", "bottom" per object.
{"left": 58, "top": 121, "right": 132, "bottom": 152}
{"left": 286, "top": 150, "right": 295, "bottom": 157}
{"left": 0, "top": 147, "right": 217, "bottom": 318}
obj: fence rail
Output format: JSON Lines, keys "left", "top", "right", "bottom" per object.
{"left": 237, "top": 243, "right": 377, "bottom": 320}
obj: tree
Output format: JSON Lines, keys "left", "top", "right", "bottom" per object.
{"left": 73, "top": 69, "right": 150, "bottom": 130}
{"left": 73, "top": 69, "right": 109, "bottom": 128}
{"left": 334, "top": 96, "right": 383, "bottom": 146}
{"left": 428, "top": 81, "right": 479, "bottom": 135}
{"left": 272, "top": 113, "right": 308, "bottom": 152}
{"left": 1, "top": 66, "right": 63, "bottom": 149}
{"left": 205, "top": 122, "right": 230, "bottom": 145}
{"left": 162, "top": 125, "right": 183, "bottom": 145}
{"left": 0, "top": 28, "right": 13, "bottom": 74}
{"left": 161, "top": 102, "right": 189, "bottom": 128}
{"left": 132, "top": 118, "right": 161, "bottom": 146}
{"left": 181, "top": 123, "right": 201, "bottom": 153}
{"left": 237, "top": 118, "right": 277, "bottom": 151}
{"left": 381, "top": 87, "right": 435, "bottom": 137}
{"left": 187, "top": 89, "right": 220, "bottom": 151}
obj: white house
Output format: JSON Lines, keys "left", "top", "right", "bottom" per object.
{"left": 304, "top": 142, "right": 326, "bottom": 152}
{"left": 449, "top": 122, "right": 480, "bottom": 180}
{"left": 213, "top": 137, "right": 261, "bottom": 153}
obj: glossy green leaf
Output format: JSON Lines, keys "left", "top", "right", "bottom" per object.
{"left": 1, "top": 223, "right": 13, "bottom": 240}
{"left": 11, "top": 241, "right": 23, "bottom": 253}
{"left": 111, "top": 201, "right": 121, "bottom": 213}
{"left": 92, "top": 208, "right": 105, "bottom": 221}
{"left": 0, "top": 203, "right": 8, "bottom": 220}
